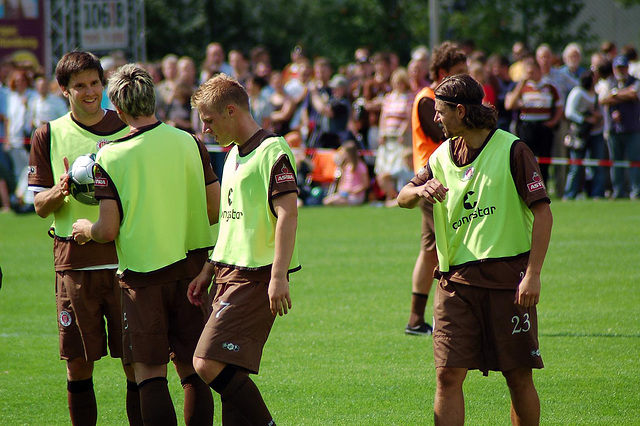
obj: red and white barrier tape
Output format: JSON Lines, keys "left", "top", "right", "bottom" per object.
{"left": 10, "top": 137, "right": 635, "bottom": 168}
{"left": 205, "top": 145, "right": 640, "bottom": 169}
{"left": 535, "top": 157, "right": 640, "bottom": 168}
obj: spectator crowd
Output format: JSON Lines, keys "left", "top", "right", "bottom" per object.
{"left": 2, "top": 37, "right": 640, "bottom": 213}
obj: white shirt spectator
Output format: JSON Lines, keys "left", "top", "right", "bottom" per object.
{"left": 29, "top": 94, "right": 69, "bottom": 128}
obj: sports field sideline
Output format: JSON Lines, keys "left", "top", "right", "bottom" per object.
{"left": 1, "top": 200, "right": 638, "bottom": 425}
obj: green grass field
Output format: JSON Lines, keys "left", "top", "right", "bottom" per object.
{"left": 1, "top": 200, "right": 639, "bottom": 425}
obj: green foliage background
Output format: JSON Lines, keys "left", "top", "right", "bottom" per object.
{"left": 143, "top": 0, "right": 593, "bottom": 69}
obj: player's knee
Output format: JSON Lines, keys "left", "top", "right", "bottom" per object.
{"left": 173, "top": 359, "right": 196, "bottom": 380}
{"left": 66, "top": 358, "right": 94, "bottom": 381}
{"left": 193, "top": 356, "right": 227, "bottom": 384}
{"left": 193, "top": 356, "right": 206, "bottom": 376}
{"left": 436, "top": 367, "right": 466, "bottom": 391}
{"left": 503, "top": 367, "right": 533, "bottom": 390}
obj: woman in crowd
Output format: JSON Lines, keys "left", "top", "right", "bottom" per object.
{"left": 374, "top": 67, "right": 414, "bottom": 207}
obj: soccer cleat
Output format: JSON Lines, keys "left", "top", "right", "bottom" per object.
{"left": 405, "top": 322, "right": 433, "bottom": 336}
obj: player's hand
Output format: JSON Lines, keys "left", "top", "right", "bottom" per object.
{"left": 57, "top": 157, "right": 71, "bottom": 197}
{"left": 71, "top": 219, "right": 93, "bottom": 245}
{"left": 419, "top": 178, "right": 448, "bottom": 204}
{"left": 515, "top": 273, "right": 541, "bottom": 308}
{"left": 268, "top": 276, "right": 292, "bottom": 316}
{"left": 187, "top": 263, "right": 215, "bottom": 306}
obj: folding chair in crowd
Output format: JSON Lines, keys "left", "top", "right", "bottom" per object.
{"left": 305, "top": 149, "right": 339, "bottom": 197}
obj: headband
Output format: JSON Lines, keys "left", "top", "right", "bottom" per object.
{"left": 435, "top": 94, "right": 482, "bottom": 105}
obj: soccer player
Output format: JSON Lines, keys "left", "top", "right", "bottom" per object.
{"left": 405, "top": 41, "right": 467, "bottom": 336}
{"left": 188, "top": 74, "right": 300, "bottom": 425}
{"left": 27, "top": 51, "right": 139, "bottom": 425}
{"left": 72, "top": 64, "right": 220, "bottom": 425}
{"left": 398, "top": 74, "right": 553, "bottom": 425}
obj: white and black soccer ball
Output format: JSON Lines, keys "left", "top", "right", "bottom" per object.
{"left": 68, "top": 154, "right": 99, "bottom": 205}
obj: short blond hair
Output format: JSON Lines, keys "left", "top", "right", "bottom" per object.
{"left": 108, "top": 64, "right": 155, "bottom": 119}
{"left": 390, "top": 67, "right": 410, "bottom": 91}
{"left": 191, "top": 73, "right": 250, "bottom": 113}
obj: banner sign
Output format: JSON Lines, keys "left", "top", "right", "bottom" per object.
{"left": 0, "top": 0, "right": 46, "bottom": 70}
{"left": 80, "top": 0, "right": 129, "bottom": 50}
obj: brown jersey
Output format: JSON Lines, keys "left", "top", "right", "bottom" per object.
{"left": 28, "top": 111, "right": 126, "bottom": 271}
{"left": 409, "top": 131, "right": 550, "bottom": 289}
{"left": 363, "top": 76, "right": 392, "bottom": 127}
{"left": 93, "top": 122, "right": 218, "bottom": 288}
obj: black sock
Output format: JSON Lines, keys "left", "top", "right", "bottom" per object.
{"left": 138, "top": 377, "right": 177, "bottom": 426}
{"left": 181, "top": 373, "right": 213, "bottom": 426}
{"left": 409, "top": 292, "right": 429, "bottom": 326}
{"left": 67, "top": 378, "right": 97, "bottom": 426}
{"left": 126, "top": 380, "right": 143, "bottom": 426}
{"left": 209, "top": 365, "right": 274, "bottom": 425}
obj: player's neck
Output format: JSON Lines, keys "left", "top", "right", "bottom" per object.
{"left": 124, "top": 115, "right": 159, "bottom": 130}
{"left": 72, "top": 108, "right": 105, "bottom": 127}
{"left": 461, "top": 128, "right": 492, "bottom": 150}
{"left": 234, "top": 118, "right": 262, "bottom": 147}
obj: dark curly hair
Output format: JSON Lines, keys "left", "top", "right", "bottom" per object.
{"left": 435, "top": 74, "right": 497, "bottom": 130}
{"left": 429, "top": 41, "right": 467, "bottom": 82}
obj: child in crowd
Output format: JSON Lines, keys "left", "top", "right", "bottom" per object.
{"left": 323, "top": 140, "right": 370, "bottom": 206}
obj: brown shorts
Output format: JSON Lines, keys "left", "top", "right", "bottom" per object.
{"left": 419, "top": 200, "right": 436, "bottom": 252}
{"left": 194, "top": 277, "right": 275, "bottom": 374}
{"left": 121, "top": 278, "right": 210, "bottom": 365}
{"left": 433, "top": 279, "right": 544, "bottom": 375}
{"left": 56, "top": 269, "right": 122, "bottom": 361}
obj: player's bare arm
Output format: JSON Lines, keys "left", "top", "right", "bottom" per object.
{"left": 269, "top": 191, "right": 298, "bottom": 316}
{"left": 72, "top": 199, "right": 120, "bottom": 244}
{"left": 516, "top": 201, "right": 553, "bottom": 308}
{"left": 397, "top": 183, "right": 423, "bottom": 209}
{"left": 187, "top": 261, "right": 215, "bottom": 306}
{"left": 398, "top": 179, "right": 448, "bottom": 209}
{"left": 205, "top": 181, "right": 221, "bottom": 225}
{"left": 34, "top": 157, "right": 70, "bottom": 218}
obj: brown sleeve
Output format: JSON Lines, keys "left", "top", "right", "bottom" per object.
{"left": 269, "top": 154, "right": 298, "bottom": 200}
{"left": 27, "top": 124, "right": 55, "bottom": 189}
{"left": 93, "top": 164, "right": 119, "bottom": 200}
{"left": 511, "top": 140, "right": 551, "bottom": 207}
{"left": 417, "top": 97, "right": 445, "bottom": 143}
{"left": 409, "top": 163, "right": 433, "bottom": 186}
{"left": 194, "top": 137, "right": 218, "bottom": 185}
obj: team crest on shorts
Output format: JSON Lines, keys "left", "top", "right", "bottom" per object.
{"left": 59, "top": 310, "right": 73, "bottom": 327}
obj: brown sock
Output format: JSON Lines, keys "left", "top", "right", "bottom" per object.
{"left": 209, "top": 365, "right": 275, "bottom": 425}
{"left": 409, "top": 292, "right": 429, "bottom": 327}
{"left": 126, "top": 380, "right": 144, "bottom": 426}
{"left": 67, "top": 378, "right": 97, "bottom": 426}
{"left": 138, "top": 377, "right": 177, "bottom": 426}
{"left": 221, "top": 400, "right": 252, "bottom": 425}
{"left": 181, "top": 373, "right": 214, "bottom": 426}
